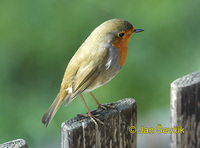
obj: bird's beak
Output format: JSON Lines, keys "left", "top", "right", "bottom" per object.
{"left": 133, "top": 29, "right": 144, "bottom": 33}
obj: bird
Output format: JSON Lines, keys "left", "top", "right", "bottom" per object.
{"left": 41, "top": 18, "right": 144, "bottom": 127}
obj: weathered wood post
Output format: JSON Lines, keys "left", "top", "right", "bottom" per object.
{"left": 0, "top": 139, "right": 28, "bottom": 148}
{"left": 171, "top": 71, "right": 200, "bottom": 148}
{"left": 61, "top": 98, "right": 137, "bottom": 148}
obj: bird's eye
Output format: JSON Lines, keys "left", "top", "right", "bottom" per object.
{"left": 118, "top": 33, "right": 125, "bottom": 37}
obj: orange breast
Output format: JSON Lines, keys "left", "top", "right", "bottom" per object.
{"left": 112, "top": 37, "right": 130, "bottom": 66}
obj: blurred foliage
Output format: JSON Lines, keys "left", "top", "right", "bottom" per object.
{"left": 0, "top": 0, "right": 200, "bottom": 147}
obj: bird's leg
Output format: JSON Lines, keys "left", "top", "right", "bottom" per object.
{"left": 79, "top": 94, "right": 104, "bottom": 125}
{"left": 89, "top": 92, "right": 101, "bottom": 108}
{"left": 89, "top": 92, "right": 117, "bottom": 110}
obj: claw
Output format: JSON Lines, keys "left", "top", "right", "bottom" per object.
{"left": 78, "top": 113, "right": 100, "bottom": 118}
{"left": 99, "top": 103, "right": 117, "bottom": 110}
{"left": 78, "top": 113, "right": 104, "bottom": 125}
{"left": 91, "top": 114, "right": 104, "bottom": 125}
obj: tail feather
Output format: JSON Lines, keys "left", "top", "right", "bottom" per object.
{"left": 41, "top": 91, "right": 68, "bottom": 127}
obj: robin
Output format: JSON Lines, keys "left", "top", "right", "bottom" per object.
{"left": 42, "top": 18, "right": 143, "bottom": 127}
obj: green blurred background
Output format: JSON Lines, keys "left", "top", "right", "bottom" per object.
{"left": 0, "top": 0, "right": 200, "bottom": 147}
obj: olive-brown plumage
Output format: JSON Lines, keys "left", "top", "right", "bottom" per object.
{"left": 41, "top": 19, "right": 143, "bottom": 127}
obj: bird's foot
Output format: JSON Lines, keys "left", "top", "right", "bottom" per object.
{"left": 98, "top": 103, "right": 117, "bottom": 110}
{"left": 78, "top": 113, "right": 104, "bottom": 125}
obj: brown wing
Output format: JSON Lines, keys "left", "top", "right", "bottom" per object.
{"left": 69, "top": 64, "right": 100, "bottom": 100}
{"left": 63, "top": 46, "right": 109, "bottom": 106}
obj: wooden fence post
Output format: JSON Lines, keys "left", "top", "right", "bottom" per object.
{"left": 171, "top": 71, "right": 200, "bottom": 148}
{"left": 0, "top": 139, "right": 28, "bottom": 148}
{"left": 61, "top": 98, "right": 137, "bottom": 148}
